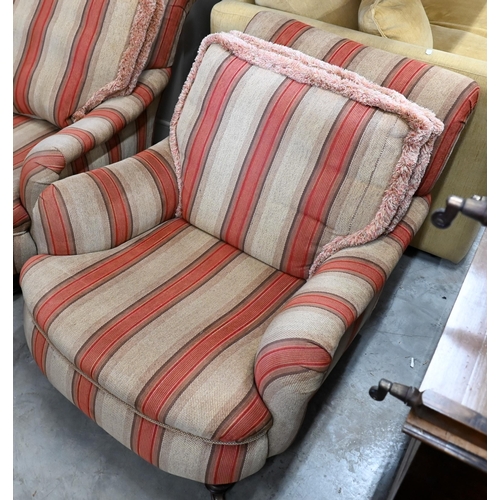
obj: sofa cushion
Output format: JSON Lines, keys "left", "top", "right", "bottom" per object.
{"left": 421, "top": 0, "right": 487, "bottom": 38}
{"left": 358, "top": 0, "right": 433, "bottom": 48}
{"left": 431, "top": 25, "right": 487, "bottom": 61}
{"left": 254, "top": 0, "right": 360, "bottom": 29}
{"left": 13, "top": 0, "right": 166, "bottom": 127}
{"left": 243, "top": 12, "right": 480, "bottom": 200}
{"left": 171, "top": 31, "right": 442, "bottom": 279}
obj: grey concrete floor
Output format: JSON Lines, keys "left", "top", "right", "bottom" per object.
{"left": 13, "top": 230, "right": 484, "bottom": 500}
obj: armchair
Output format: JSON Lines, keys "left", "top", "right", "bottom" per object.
{"left": 13, "top": 0, "right": 195, "bottom": 276}
{"left": 20, "top": 30, "right": 477, "bottom": 498}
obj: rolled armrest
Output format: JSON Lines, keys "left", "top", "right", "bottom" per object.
{"left": 255, "top": 195, "right": 430, "bottom": 456}
{"left": 20, "top": 69, "right": 170, "bottom": 219}
{"left": 31, "top": 138, "right": 178, "bottom": 256}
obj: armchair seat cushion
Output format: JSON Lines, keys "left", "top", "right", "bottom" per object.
{"left": 22, "top": 217, "right": 303, "bottom": 444}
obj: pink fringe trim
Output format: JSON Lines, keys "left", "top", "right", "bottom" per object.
{"left": 72, "top": 0, "right": 165, "bottom": 122}
{"left": 169, "top": 31, "right": 444, "bottom": 277}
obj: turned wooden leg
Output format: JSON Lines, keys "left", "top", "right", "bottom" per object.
{"left": 205, "top": 483, "right": 234, "bottom": 500}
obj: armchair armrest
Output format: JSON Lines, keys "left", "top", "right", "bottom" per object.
{"left": 20, "top": 68, "right": 170, "bottom": 219}
{"left": 254, "top": 195, "right": 430, "bottom": 456}
{"left": 31, "top": 138, "right": 178, "bottom": 256}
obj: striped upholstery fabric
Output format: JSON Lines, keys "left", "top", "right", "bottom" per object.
{"left": 242, "top": 11, "right": 480, "bottom": 196}
{"left": 13, "top": 70, "right": 169, "bottom": 274}
{"left": 171, "top": 32, "right": 442, "bottom": 279}
{"left": 14, "top": 115, "right": 59, "bottom": 233}
{"left": 21, "top": 32, "right": 449, "bottom": 487}
{"left": 21, "top": 197, "right": 429, "bottom": 484}
{"left": 13, "top": 0, "right": 195, "bottom": 274}
{"left": 21, "top": 219, "right": 303, "bottom": 484}
{"left": 13, "top": 0, "right": 192, "bottom": 127}
{"left": 255, "top": 195, "right": 429, "bottom": 456}
{"left": 31, "top": 141, "right": 179, "bottom": 256}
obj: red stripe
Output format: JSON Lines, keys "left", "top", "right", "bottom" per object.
{"left": 136, "top": 149, "right": 179, "bottom": 221}
{"left": 284, "top": 292, "right": 357, "bottom": 326}
{"left": 222, "top": 79, "right": 309, "bottom": 249}
{"left": 136, "top": 109, "right": 148, "bottom": 153}
{"left": 417, "top": 85, "right": 480, "bottom": 195}
{"left": 283, "top": 102, "right": 374, "bottom": 277}
{"left": 389, "top": 221, "right": 413, "bottom": 249}
{"left": 207, "top": 444, "right": 247, "bottom": 484}
{"left": 31, "top": 327, "right": 49, "bottom": 376}
{"left": 325, "top": 39, "right": 365, "bottom": 67}
{"left": 90, "top": 168, "right": 132, "bottom": 248}
{"left": 19, "top": 151, "right": 66, "bottom": 206}
{"left": 38, "top": 185, "right": 74, "bottom": 255}
{"left": 214, "top": 389, "right": 271, "bottom": 442}
{"left": 20, "top": 255, "right": 51, "bottom": 284}
{"left": 255, "top": 342, "right": 331, "bottom": 391}
{"left": 182, "top": 55, "right": 250, "bottom": 216}
{"left": 14, "top": 0, "right": 58, "bottom": 115}
{"left": 33, "top": 218, "right": 189, "bottom": 332}
{"left": 63, "top": 127, "right": 96, "bottom": 152}
{"left": 54, "top": 0, "right": 108, "bottom": 126}
{"left": 272, "top": 20, "right": 311, "bottom": 46}
{"left": 148, "top": 3, "right": 185, "bottom": 68}
{"left": 385, "top": 59, "right": 430, "bottom": 95}
{"left": 88, "top": 108, "right": 126, "bottom": 133}
{"left": 105, "top": 134, "right": 122, "bottom": 165}
{"left": 131, "top": 82, "right": 155, "bottom": 108}
{"left": 13, "top": 201, "right": 30, "bottom": 229}
{"left": 317, "top": 257, "right": 386, "bottom": 292}
{"left": 14, "top": 115, "right": 31, "bottom": 128}
{"left": 72, "top": 374, "right": 96, "bottom": 420}
{"left": 133, "top": 417, "right": 162, "bottom": 466}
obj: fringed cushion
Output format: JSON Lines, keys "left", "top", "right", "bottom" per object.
{"left": 170, "top": 31, "right": 443, "bottom": 279}
{"left": 242, "top": 11, "right": 480, "bottom": 197}
{"left": 13, "top": 0, "right": 190, "bottom": 127}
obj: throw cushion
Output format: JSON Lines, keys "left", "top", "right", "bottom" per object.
{"left": 358, "top": 0, "right": 433, "bottom": 48}
{"left": 170, "top": 31, "right": 443, "bottom": 279}
{"left": 13, "top": 0, "right": 165, "bottom": 127}
{"left": 254, "top": 0, "right": 360, "bottom": 29}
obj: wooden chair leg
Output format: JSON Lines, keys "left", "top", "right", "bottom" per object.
{"left": 205, "top": 483, "right": 234, "bottom": 500}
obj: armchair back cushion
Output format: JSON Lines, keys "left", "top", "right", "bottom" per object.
{"left": 170, "top": 32, "right": 443, "bottom": 279}
{"left": 13, "top": 0, "right": 192, "bottom": 128}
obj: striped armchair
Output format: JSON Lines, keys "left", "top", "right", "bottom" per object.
{"left": 20, "top": 29, "right": 477, "bottom": 498}
{"left": 13, "top": 0, "right": 195, "bottom": 277}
